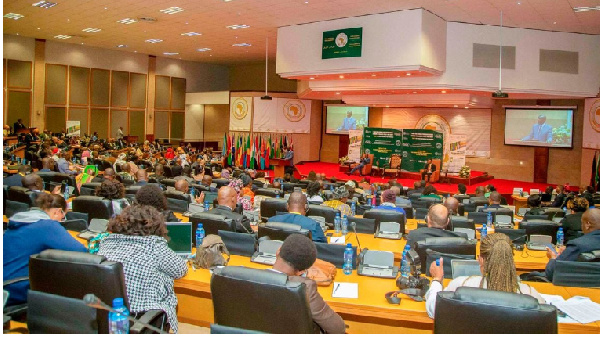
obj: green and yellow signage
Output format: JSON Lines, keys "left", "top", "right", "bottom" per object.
{"left": 322, "top": 27, "right": 363, "bottom": 59}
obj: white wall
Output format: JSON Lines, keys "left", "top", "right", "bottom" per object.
{"left": 186, "top": 91, "right": 229, "bottom": 105}
{"left": 3, "top": 34, "right": 35, "bottom": 61}
{"left": 185, "top": 104, "right": 204, "bottom": 142}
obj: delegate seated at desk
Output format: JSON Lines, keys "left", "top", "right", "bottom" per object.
{"left": 521, "top": 114, "right": 552, "bottom": 143}
{"left": 406, "top": 204, "right": 464, "bottom": 248}
{"left": 204, "top": 186, "right": 253, "bottom": 233}
{"left": 268, "top": 192, "right": 327, "bottom": 243}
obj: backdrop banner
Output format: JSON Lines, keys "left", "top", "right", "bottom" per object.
{"left": 348, "top": 129, "right": 363, "bottom": 163}
{"left": 66, "top": 121, "right": 81, "bottom": 137}
{"left": 253, "top": 98, "right": 312, "bottom": 133}
{"left": 401, "top": 129, "right": 444, "bottom": 172}
{"left": 229, "top": 97, "right": 252, "bottom": 131}
{"left": 446, "top": 134, "right": 467, "bottom": 173}
{"left": 583, "top": 98, "right": 600, "bottom": 149}
{"left": 322, "top": 27, "right": 363, "bottom": 59}
{"left": 362, "top": 127, "right": 403, "bottom": 168}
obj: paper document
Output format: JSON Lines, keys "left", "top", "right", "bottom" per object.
{"left": 332, "top": 282, "right": 359, "bottom": 299}
{"left": 330, "top": 236, "right": 346, "bottom": 245}
{"left": 545, "top": 296, "right": 600, "bottom": 324}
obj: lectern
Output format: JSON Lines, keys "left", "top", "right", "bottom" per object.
{"left": 269, "top": 158, "right": 290, "bottom": 179}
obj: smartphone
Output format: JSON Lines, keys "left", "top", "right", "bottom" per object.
{"left": 545, "top": 243, "right": 558, "bottom": 255}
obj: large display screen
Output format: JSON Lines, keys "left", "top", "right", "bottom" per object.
{"left": 325, "top": 106, "right": 369, "bottom": 135}
{"left": 504, "top": 107, "right": 574, "bottom": 148}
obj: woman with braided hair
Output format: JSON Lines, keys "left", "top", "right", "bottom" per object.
{"left": 424, "top": 233, "right": 545, "bottom": 318}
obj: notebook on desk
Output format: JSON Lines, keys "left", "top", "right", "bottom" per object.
{"left": 166, "top": 222, "right": 193, "bottom": 258}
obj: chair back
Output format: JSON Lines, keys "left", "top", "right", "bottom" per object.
{"left": 425, "top": 249, "right": 476, "bottom": 277}
{"left": 434, "top": 287, "right": 557, "bottom": 333}
{"left": 520, "top": 220, "right": 560, "bottom": 244}
{"left": 36, "top": 172, "right": 79, "bottom": 196}
{"left": 211, "top": 266, "right": 318, "bottom": 333}
{"left": 551, "top": 261, "right": 600, "bottom": 287}
{"left": 258, "top": 222, "right": 312, "bottom": 241}
{"left": 60, "top": 219, "right": 88, "bottom": 232}
{"left": 348, "top": 216, "right": 375, "bottom": 234}
{"left": 5, "top": 200, "right": 30, "bottom": 218}
{"left": 27, "top": 290, "right": 98, "bottom": 334}
{"left": 65, "top": 211, "right": 89, "bottom": 224}
{"left": 213, "top": 179, "right": 231, "bottom": 188}
{"left": 217, "top": 230, "right": 257, "bottom": 257}
{"left": 161, "top": 179, "right": 177, "bottom": 187}
{"left": 411, "top": 199, "right": 430, "bottom": 209}
{"left": 450, "top": 216, "right": 475, "bottom": 230}
{"left": 314, "top": 242, "right": 357, "bottom": 269}
{"left": 125, "top": 185, "right": 142, "bottom": 195}
{"left": 72, "top": 196, "right": 113, "bottom": 221}
{"left": 260, "top": 198, "right": 288, "bottom": 221}
{"left": 467, "top": 211, "right": 488, "bottom": 225}
{"left": 415, "top": 208, "right": 428, "bottom": 220}
{"left": 494, "top": 228, "right": 528, "bottom": 245}
{"left": 29, "top": 250, "right": 128, "bottom": 334}
{"left": 306, "top": 204, "right": 337, "bottom": 226}
{"left": 210, "top": 324, "right": 264, "bottom": 334}
{"left": 451, "top": 259, "right": 482, "bottom": 279}
{"left": 453, "top": 228, "right": 476, "bottom": 240}
{"left": 163, "top": 166, "right": 173, "bottom": 178}
{"left": 543, "top": 208, "right": 565, "bottom": 219}
{"left": 80, "top": 182, "right": 101, "bottom": 196}
{"left": 363, "top": 209, "right": 405, "bottom": 234}
{"left": 7, "top": 186, "right": 37, "bottom": 206}
{"left": 523, "top": 214, "right": 551, "bottom": 221}
{"left": 415, "top": 237, "right": 475, "bottom": 273}
{"left": 255, "top": 188, "right": 283, "bottom": 198}
{"left": 189, "top": 213, "right": 234, "bottom": 241}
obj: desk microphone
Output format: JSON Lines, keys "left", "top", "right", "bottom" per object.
{"left": 82, "top": 294, "right": 168, "bottom": 334}
{"left": 350, "top": 222, "right": 362, "bottom": 252}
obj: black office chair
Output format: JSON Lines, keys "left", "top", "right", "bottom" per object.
{"left": 415, "top": 237, "right": 476, "bottom": 273}
{"left": 27, "top": 290, "right": 98, "bottom": 334}
{"left": 258, "top": 222, "right": 312, "bottom": 241}
{"left": 5, "top": 200, "right": 29, "bottom": 218}
{"left": 424, "top": 248, "right": 476, "bottom": 277}
{"left": 213, "top": 179, "right": 231, "bottom": 189}
{"left": 551, "top": 260, "right": 600, "bottom": 287}
{"left": 578, "top": 251, "right": 600, "bottom": 262}
{"left": 411, "top": 200, "right": 430, "bottom": 209}
{"left": 161, "top": 179, "right": 177, "bottom": 188}
{"left": 164, "top": 193, "right": 191, "bottom": 213}
{"left": 7, "top": 186, "right": 38, "bottom": 207}
{"left": 494, "top": 228, "right": 527, "bottom": 245}
{"left": 434, "top": 287, "right": 557, "bottom": 333}
{"left": 281, "top": 183, "right": 298, "bottom": 193}
{"left": 162, "top": 166, "right": 173, "bottom": 178}
{"left": 363, "top": 209, "right": 406, "bottom": 234}
{"left": 408, "top": 193, "right": 421, "bottom": 202}
{"left": 348, "top": 216, "right": 375, "bottom": 234}
{"left": 125, "top": 185, "right": 142, "bottom": 195}
{"left": 467, "top": 211, "right": 488, "bottom": 225}
{"left": 217, "top": 230, "right": 257, "bottom": 257}
{"left": 306, "top": 205, "right": 337, "bottom": 227}
{"left": 101, "top": 160, "right": 113, "bottom": 171}
{"left": 210, "top": 323, "right": 264, "bottom": 334}
{"left": 72, "top": 196, "right": 113, "bottom": 221}
{"left": 260, "top": 198, "right": 288, "bottom": 221}
{"left": 450, "top": 216, "right": 475, "bottom": 231}
{"left": 65, "top": 211, "right": 89, "bottom": 224}
{"left": 80, "top": 183, "right": 101, "bottom": 196}
{"left": 60, "top": 219, "right": 88, "bottom": 232}
{"left": 29, "top": 250, "right": 167, "bottom": 334}
{"left": 211, "top": 266, "right": 320, "bottom": 334}
{"left": 415, "top": 208, "right": 428, "bottom": 220}
{"left": 419, "top": 197, "right": 441, "bottom": 206}
{"left": 519, "top": 220, "right": 560, "bottom": 244}
{"left": 255, "top": 188, "right": 283, "bottom": 198}
{"left": 402, "top": 207, "right": 414, "bottom": 219}
{"left": 523, "top": 213, "right": 551, "bottom": 221}
{"left": 190, "top": 214, "right": 235, "bottom": 242}
{"left": 314, "top": 242, "right": 357, "bottom": 269}
{"left": 543, "top": 208, "right": 565, "bottom": 219}
{"left": 37, "top": 172, "right": 79, "bottom": 197}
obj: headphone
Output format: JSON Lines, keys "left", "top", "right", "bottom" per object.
{"left": 385, "top": 291, "right": 402, "bottom": 305}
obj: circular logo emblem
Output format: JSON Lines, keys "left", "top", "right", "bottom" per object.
{"left": 335, "top": 33, "right": 348, "bottom": 47}
{"left": 364, "top": 149, "right": 371, "bottom": 154}
{"left": 283, "top": 100, "right": 306, "bottom": 122}
{"left": 589, "top": 99, "right": 600, "bottom": 133}
{"left": 436, "top": 143, "right": 442, "bottom": 149}
{"left": 232, "top": 97, "right": 248, "bottom": 120}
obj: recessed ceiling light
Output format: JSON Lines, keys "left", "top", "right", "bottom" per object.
{"left": 163, "top": 52, "right": 179, "bottom": 55}
{"left": 226, "top": 24, "right": 250, "bottom": 29}
{"left": 117, "top": 18, "right": 137, "bottom": 24}
{"left": 181, "top": 32, "right": 202, "bottom": 36}
{"left": 465, "top": 107, "right": 469, "bottom": 109}
{"left": 54, "top": 35, "right": 72, "bottom": 39}
{"left": 412, "top": 91, "right": 417, "bottom": 94}
{"left": 371, "top": 74, "right": 376, "bottom": 77}
{"left": 145, "top": 39, "right": 163, "bottom": 43}
{"left": 224, "top": 0, "right": 235, "bottom": 2}
{"left": 32, "top": 1, "right": 57, "bottom": 9}
{"left": 232, "top": 43, "right": 251, "bottom": 46}
{"left": 116, "top": 44, "right": 128, "bottom": 48}
{"left": 406, "top": 73, "right": 411, "bottom": 76}
{"left": 81, "top": 43, "right": 84, "bottom": 45}
{"left": 82, "top": 28, "right": 101, "bottom": 33}
{"left": 197, "top": 48, "right": 212, "bottom": 52}
{"left": 134, "top": 51, "right": 137, "bottom": 53}
{"left": 517, "top": 2, "right": 521, "bottom": 5}
{"left": 573, "top": 6, "right": 600, "bottom": 12}
{"left": 335, "top": 92, "right": 341, "bottom": 95}
{"left": 37, "top": 27, "right": 41, "bottom": 30}
{"left": 4, "top": 13, "right": 24, "bottom": 20}
{"left": 305, "top": 1, "right": 309, "bottom": 3}
{"left": 309, "top": 77, "right": 315, "bottom": 80}
{"left": 339, "top": 75, "right": 344, "bottom": 79}
{"left": 553, "top": 22, "right": 557, "bottom": 24}
{"left": 385, "top": 105, "right": 389, "bottom": 108}
{"left": 160, "top": 7, "right": 184, "bottom": 14}
{"left": 454, "top": 105, "right": 458, "bottom": 108}
{"left": 441, "top": 90, "right": 447, "bottom": 93}
{"left": 104, "top": 7, "right": 107, "bottom": 10}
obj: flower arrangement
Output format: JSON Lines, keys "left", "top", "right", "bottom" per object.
{"left": 339, "top": 156, "right": 349, "bottom": 164}
{"left": 552, "top": 124, "right": 571, "bottom": 144}
{"left": 458, "top": 165, "right": 471, "bottom": 178}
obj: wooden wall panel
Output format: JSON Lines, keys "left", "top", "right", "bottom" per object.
{"left": 69, "top": 66, "right": 90, "bottom": 105}
{"left": 45, "top": 64, "right": 67, "bottom": 104}
{"left": 91, "top": 69, "right": 110, "bottom": 106}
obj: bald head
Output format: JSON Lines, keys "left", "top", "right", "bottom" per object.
{"left": 287, "top": 192, "right": 308, "bottom": 215}
{"left": 136, "top": 169, "right": 148, "bottom": 182}
{"left": 582, "top": 209, "right": 600, "bottom": 234}
{"left": 42, "top": 157, "right": 54, "bottom": 170}
{"left": 489, "top": 191, "right": 501, "bottom": 204}
{"left": 121, "top": 163, "right": 130, "bottom": 173}
{"left": 390, "top": 185, "right": 401, "bottom": 196}
{"left": 444, "top": 197, "right": 459, "bottom": 215}
{"left": 103, "top": 168, "right": 115, "bottom": 180}
{"left": 217, "top": 186, "right": 238, "bottom": 209}
{"left": 202, "top": 175, "right": 212, "bottom": 186}
{"left": 22, "top": 174, "right": 43, "bottom": 191}
{"left": 475, "top": 186, "right": 485, "bottom": 197}
{"left": 174, "top": 179, "right": 189, "bottom": 193}
{"left": 427, "top": 204, "right": 450, "bottom": 229}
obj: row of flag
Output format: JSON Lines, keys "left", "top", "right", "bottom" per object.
{"left": 222, "top": 133, "right": 294, "bottom": 170}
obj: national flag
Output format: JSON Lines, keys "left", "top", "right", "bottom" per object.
{"left": 230, "top": 134, "right": 235, "bottom": 166}
{"left": 592, "top": 151, "right": 598, "bottom": 188}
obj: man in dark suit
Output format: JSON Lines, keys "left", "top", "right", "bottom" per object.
{"left": 4, "top": 166, "right": 32, "bottom": 187}
{"left": 200, "top": 175, "right": 218, "bottom": 193}
{"left": 268, "top": 192, "right": 326, "bottom": 243}
{"left": 271, "top": 234, "right": 346, "bottom": 333}
{"left": 406, "top": 204, "right": 464, "bottom": 247}
{"left": 134, "top": 169, "right": 148, "bottom": 186}
{"left": 551, "top": 185, "right": 566, "bottom": 208}
{"left": 480, "top": 192, "right": 504, "bottom": 211}
{"left": 545, "top": 208, "right": 600, "bottom": 280}
{"left": 469, "top": 186, "right": 488, "bottom": 205}
{"left": 205, "top": 186, "right": 252, "bottom": 233}
{"left": 349, "top": 153, "right": 370, "bottom": 176}
{"left": 421, "top": 159, "right": 437, "bottom": 181}
{"left": 13, "top": 119, "right": 26, "bottom": 134}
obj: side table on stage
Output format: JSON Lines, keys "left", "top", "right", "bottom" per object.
{"left": 269, "top": 158, "right": 291, "bottom": 178}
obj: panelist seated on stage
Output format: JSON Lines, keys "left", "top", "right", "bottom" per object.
{"left": 521, "top": 114, "right": 552, "bottom": 143}
{"left": 425, "top": 233, "right": 546, "bottom": 318}
{"left": 420, "top": 159, "right": 437, "bottom": 181}
{"left": 349, "top": 153, "right": 371, "bottom": 176}
{"left": 270, "top": 234, "right": 346, "bottom": 334}
{"left": 544, "top": 208, "right": 600, "bottom": 281}
{"left": 373, "top": 189, "right": 405, "bottom": 214}
{"left": 204, "top": 186, "right": 253, "bottom": 233}
{"left": 406, "top": 204, "right": 464, "bottom": 248}
{"left": 268, "top": 192, "right": 327, "bottom": 243}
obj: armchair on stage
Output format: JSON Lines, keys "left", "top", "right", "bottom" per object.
{"left": 349, "top": 154, "right": 374, "bottom": 176}
{"left": 419, "top": 159, "right": 441, "bottom": 183}
{"left": 382, "top": 154, "right": 402, "bottom": 178}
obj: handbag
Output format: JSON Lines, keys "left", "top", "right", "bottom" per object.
{"left": 192, "top": 234, "right": 230, "bottom": 269}
{"left": 306, "top": 258, "right": 337, "bottom": 286}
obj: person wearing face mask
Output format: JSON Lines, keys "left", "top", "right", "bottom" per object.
{"left": 3, "top": 193, "right": 87, "bottom": 306}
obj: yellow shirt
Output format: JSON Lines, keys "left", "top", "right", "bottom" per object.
{"left": 322, "top": 200, "right": 351, "bottom": 217}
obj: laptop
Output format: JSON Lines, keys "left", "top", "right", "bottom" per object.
{"left": 526, "top": 234, "right": 553, "bottom": 251}
{"left": 357, "top": 250, "right": 398, "bottom": 279}
{"left": 251, "top": 240, "right": 283, "bottom": 265}
{"left": 166, "top": 222, "right": 193, "bottom": 258}
{"left": 78, "top": 219, "right": 109, "bottom": 240}
{"left": 375, "top": 222, "right": 402, "bottom": 240}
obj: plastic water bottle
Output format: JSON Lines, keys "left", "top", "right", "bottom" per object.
{"left": 486, "top": 212, "right": 492, "bottom": 228}
{"left": 196, "top": 223, "right": 205, "bottom": 250}
{"left": 342, "top": 215, "right": 349, "bottom": 235}
{"left": 351, "top": 200, "right": 356, "bottom": 216}
{"left": 400, "top": 244, "right": 411, "bottom": 278}
{"left": 64, "top": 182, "right": 70, "bottom": 202}
{"left": 343, "top": 244, "right": 353, "bottom": 275}
{"left": 334, "top": 213, "right": 341, "bottom": 235}
{"left": 204, "top": 201, "right": 210, "bottom": 211}
{"left": 108, "top": 297, "right": 130, "bottom": 334}
{"left": 367, "top": 198, "right": 372, "bottom": 206}
{"left": 190, "top": 186, "right": 196, "bottom": 198}
{"left": 275, "top": 192, "right": 280, "bottom": 198}
{"left": 481, "top": 221, "right": 488, "bottom": 238}
{"left": 556, "top": 227, "right": 564, "bottom": 247}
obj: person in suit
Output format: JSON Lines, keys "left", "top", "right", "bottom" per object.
{"left": 205, "top": 186, "right": 253, "bottom": 233}
{"left": 4, "top": 165, "right": 32, "bottom": 187}
{"left": 521, "top": 114, "right": 552, "bottom": 143}
{"left": 469, "top": 186, "right": 488, "bottom": 204}
{"left": 560, "top": 197, "right": 589, "bottom": 244}
{"left": 270, "top": 234, "right": 346, "bottom": 333}
{"left": 551, "top": 185, "right": 566, "bottom": 208}
{"left": 268, "top": 192, "right": 326, "bottom": 243}
{"left": 480, "top": 191, "right": 504, "bottom": 211}
{"left": 407, "top": 181, "right": 425, "bottom": 198}
{"left": 545, "top": 208, "right": 600, "bottom": 280}
{"left": 134, "top": 169, "right": 149, "bottom": 186}
{"left": 421, "top": 159, "right": 437, "bottom": 181}
{"left": 200, "top": 175, "right": 218, "bottom": 192}
{"left": 337, "top": 110, "right": 356, "bottom": 131}
{"left": 525, "top": 194, "right": 545, "bottom": 215}
{"left": 13, "top": 119, "right": 26, "bottom": 134}
{"left": 21, "top": 173, "right": 60, "bottom": 196}
{"left": 349, "top": 153, "right": 371, "bottom": 176}
{"left": 406, "top": 204, "right": 464, "bottom": 248}
{"left": 91, "top": 168, "right": 116, "bottom": 183}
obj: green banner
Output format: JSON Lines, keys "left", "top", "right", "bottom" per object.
{"left": 362, "top": 127, "right": 402, "bottom": 168}
{"left": 401, "top": 129, "right": 444, "bottom": 172}
{"left": 322, "top": 27, "right": 363, "bottom": 59}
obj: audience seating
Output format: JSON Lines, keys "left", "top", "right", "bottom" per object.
{"left": 65, "top": 211, "right": 89, "bottom": 225}
{"left": 213, "top": 179, "right": 231, "bottom": 188}
{"left": 36, "top": 172, "right": 78, "bottom": 196}
{"left": 415, "top": 208, "right": 428, "bottom": 221}
{"left": 363, "top": 209, "right": 406, "bottom": 234}
{"left": 210, "top": 324, "right": 264, "bottom": 334}
{"left": 27, "top": 290, "right": 97, "bottom": 334}
{"left": 347, "top": 216, "right": 375, "bottom": 234}
{"left": 258, "top": 222, "right": 312, "bottom": 241}
{"left": 434, "top": 287, "right": 557, "bottom": 333}
{"left": 7, "top": 186, "right": 38, "bottom": 207}
{"left": 519, "top": 220, "right": 560, "bottom": 244}
{"left": 551, "top": 261, "right": 600, "bottom": 287}
{"left": 306, "top": 205, "right": 337, "bottom": 226}
{"left": 260, "top": 198, "right": 288, "bottom": 221}
{"left": 494, "top": 228, "right": 527, "bottom": 245}
{"left": 80, "top": 183, "right": 101, "bottom": 196}
{"left": 72, "top": 196, "right": 113, "bottom": 220}
{"left": 5, "top": 200, "right": 29, "bottom": 218}
{"left": 60, "top": 219, "right": 88, "bottom": 232}
{"left": 161, "top": 179, "right": 177, "bottom": 187}
{"left": 523, "top": 213, "right": 551, "bottom": 221}
{"left": 163, "top": 166, "right": 173, "bottom": 178}
{"left": 189, "top": 214, "right": 235, "bottom": 241}
{"left": 314, "top": 242, "right": 357, "bottom": 269}
{"left": 402, "top": 207, "right": 414, "bottom": 219}
{"left": 211, "top": 266, "right": 320, "bottom": 334}
{"left": 217, "top": 230, "right": 257, "bottom": 257}
{"left": 450, "top": 216, "right": 475, "bottom": 230}
{"left": 255, "top": 188, "right": 283, "bottom": 198}
{"left": 467, "top": 211, "right": 488, "bottom": 225}
{"left": 415, "top": 237, "right": 475, "bottom": 273}
{"left": 424, "top": 249, "right": 477, "bottom": 277}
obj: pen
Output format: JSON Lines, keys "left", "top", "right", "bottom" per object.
{"left": 334, "top": 283, "right": 341, "bottom": 294}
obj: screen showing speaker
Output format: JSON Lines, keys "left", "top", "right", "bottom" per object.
{"left": 325, "top": 106, "right": 369, "bottom": 135}
{"left": 504, "top": 107, "right": 573, "bottom": 148}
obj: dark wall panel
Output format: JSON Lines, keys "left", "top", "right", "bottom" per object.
{"left": 155, "top": 76, "right": 171, "bottom": 109}
{"left": 130, "top": 73, "right": 147, "bottom": 108}
{"left": 69, "top": 66, "right": 90, "bottom": 105}
{"left": 69, "top": 108, "right": 89, "bottom": 135}
{"left": 129, "top": 110, "right": 145, "bottom": 141}
{"left": 170, "top": 111, "right": 185, "bottom": 140}
{"left": 7, "top": 60, "right": 32, "bottom": 88}
{"left": 45, "top": 64, "right": 67, "bottom": 104}
{"left": 90, "top": 109, "right": 109, "bottom": 139}
{"left": 171, "top": 77, "right": 186, "bottom": 109}
{"left": 91, "top": 69, "right": 110, "bottom": 106}
{"left": 46, "top": 107, "right": 66, "bottom": 133}
{"left": 7, "top": 91, "right": 31, "bottom": 128}
{"left": 111, "top": 71, "right": 129, "bottom": 107}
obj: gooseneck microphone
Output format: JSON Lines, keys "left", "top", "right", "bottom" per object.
{"left": 351, "top": 222, "right": 362, "bottom": 252}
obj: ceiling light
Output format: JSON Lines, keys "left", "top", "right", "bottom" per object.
{"left": 309, "top": 77, "right": 315, "bottom": 80}
{"left": 227, "top": 24, "right": 250, "bottom": 29}
{"left": 454, "top": 105, "right": 458, "bottom": 108}
{"left": 412, "top": 91, "right": 417, "bottom": 94}
{"left": 339, "top": 75, "right": 344, "bottom": 79}
{"left": 54, "top": 35, "right": 72, "bottom": 39}
{"left": 406, "top": 73, "right": 411, "bottom": 76}
{"left": 117, "top": 18, "right": 137, "bottom": 24}
{"left": 160, "top": 7, "right": 184, "bottom": 14}
{"left": 441, "top": 90, "right": 447, "bottom": 93}
{"left": 305, "top": 1, "right": 309, "bottom": 3}
{"left": 82, "top": 28, "right": 101, "bottom": 33}
{"left": 181, "top": 32, "right": 202, "bottom": 36}
{"left": 32, "top": 1, "right": 57, "bottom": 8}
{"left": 573, "top": 6, "right": 600, "bottom": 12}
{"left": 335, "top": 92, "right": 341, "bottom": 95}
{"left": 145, "top": 39, "right": 163, "bottom": 43}
{"left": 163, "top": 52, "right": 179, "bottom": 55}
{"left": 386, "top": 105, "right": 389, "bottom": 108}
{"left": 517, "top": 2, "right": 521, "bottom": 4}
{"left": 465, "top": 107, "right": 469, "bottom": 109}
{"left": 197, "top": 48, "right": 212, "bottom": 52}
{"left": 37, "top": 27, "right": 41, "bottom": 30}
{"left": 371, "top": 74, "right": 376, "bottom": 77}
{"left": 4, "top": 13, "right": 24, "bottom": 20}
{"left": 232, "top": 43, "right": 251, "bottom": 46}
{"left": 116, "top": 44, "right": 128, "bottom": 48}
{"left": 224, "top": 0, "right": 235, "bottom": 2}
{"left": 553, "top": 22, "right": 557, "bottom": 24}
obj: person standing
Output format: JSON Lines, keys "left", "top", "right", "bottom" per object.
{"left": 337, "top": 111, "right": 357, "bottom": 131}
{"left": 117, "top": 126, "right": 124, "bottom": 140}
{"left": 521, "top": 115, "right": 552, "bottom": 143}
{"left": 13, "top": 119, "right": 26, "bottom": 133}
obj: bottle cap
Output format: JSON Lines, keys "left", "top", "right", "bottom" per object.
{"left": 346, "top": 243, "right": 352, "bottom": 248}
{"left": 405, "top": 244, "right": 410, "bottom": 250}
{"left": 197, "top": 223, "right": 203, "bottom": 228}
{"left": 436, "top": 258, "right": 440, "bottom": 266}
{"left": 112, "top": 297, "right": 124, "bottom": 308}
